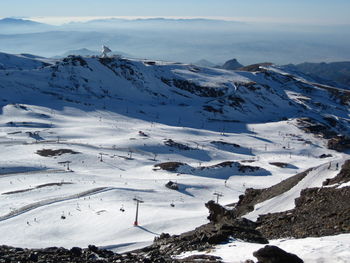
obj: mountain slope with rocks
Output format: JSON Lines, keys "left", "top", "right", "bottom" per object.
{"left": 0, "top": 52, "right": 349, "bottom": 262}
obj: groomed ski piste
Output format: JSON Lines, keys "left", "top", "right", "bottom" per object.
{"left": 0, "top": 52, "right": 349, "bottom": 262}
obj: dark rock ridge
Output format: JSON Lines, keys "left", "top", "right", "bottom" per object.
{"left": 231, "top": 168, "right": 311, "bottom": 216}
{"left": 327, "top": 136, "right": 350, "bottom": 152}
{"left": 256, "top": 186, "right": 350, "bottom": 239}
{"left": 239, "top": 63, "right": 273, "bottom": 72}
{"left": 164, "top": 139, "right": 194, "bottom": 150}
{"left": 231, "top": 160, "right": 350, "bottom": 239}
{"left": 323, "top": 159, "right": 350, "bottom": 186}
{"left": 296, "top": 116, "right": 350, "bottom": 152}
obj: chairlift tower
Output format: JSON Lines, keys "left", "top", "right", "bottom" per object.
{"left": 133, "top": 197, "right": 144, "bottom": 226}
{"left": 99, "top": 153, "right": 108, "bottom": 162}
{"left": 213, "top": 192, "right": 223, "bottom": 204}
{"left": 58, "top": 161, "right": 72, "bottom": 171}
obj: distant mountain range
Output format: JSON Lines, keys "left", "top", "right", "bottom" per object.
{"left": 0, "top": 17, "right": 350, "bottom": 68}
{"left": 0, "top": 18, "right": 44, "bottom": 26}
{"left": 0, "top": 17, "right": 54, "bottom": 33}
{"left": 68, "top": 17, "right": 244, "bottom": 26}
{"left": 286, "top": 62, "right": 350, "bottom": 87}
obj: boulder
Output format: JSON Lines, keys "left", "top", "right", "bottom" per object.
{"left": 253, "top": 245, "right": 303, "bottom": 263}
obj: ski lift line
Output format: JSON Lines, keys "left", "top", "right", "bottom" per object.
{"left": 0, "top": 187, "right": 112, "bottom": 222}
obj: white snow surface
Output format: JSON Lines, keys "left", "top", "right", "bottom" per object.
{"left": 177, "top": 234, "right": 350, "bottom": 263}
{"left": 0, "top": 53, "right": 349, "bottom": 260}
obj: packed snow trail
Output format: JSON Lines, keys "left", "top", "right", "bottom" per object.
{"left": 0, "top": 187, "right": 111, "bottom": 222}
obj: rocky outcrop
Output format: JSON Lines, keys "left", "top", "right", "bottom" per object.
{"left": 164, "top": 139, "right": 194, "bottom": 150}
{"left": 323, "top": 160, "right": 350, "bottom": 186}
{"left": 0, "top": 244, "right": 221, "bottom": 263}
{"left": 154, "top": 162, "right": 185, "bottom": 171}
{"left": 169, "top": 78, "right": 226, "bottom": 98}
{"left": 296, "top": 117, "right": 350, "bottom": 152}
{"left": 297, "top": 117, "right": 337, "bottom": 139}
{"left": 0, "top": 244, "right": 174, "bottom": 263}
{"left": 327, "top": 136, "right": 350, "bottom": 152}
{"left": 239, "top": 63, "right": 273, "bottom": 72}
{"left": 232, "top": 169, "right": 310, "bottom": 217}
{"left": 134, "top": 201, "right": 267, "bottom": 258}
{"left": 36, "top": 148, "right": 80, "bottom": 157}
{"left": 165, "top": 180, "right": 179, "bottom": 190}
{"left": 256, "top": 186, "right": 350, "bottom": 239}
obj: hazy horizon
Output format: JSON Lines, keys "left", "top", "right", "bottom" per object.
{"left": 2, "top": 0, "right": 350, "bottom": 25}
{"left": 1, "top": 1, "right": 350, "bottom": 65}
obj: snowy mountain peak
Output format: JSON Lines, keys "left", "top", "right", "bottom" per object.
{"left": 221, "top": 58, "right": 243, "bottom": 70}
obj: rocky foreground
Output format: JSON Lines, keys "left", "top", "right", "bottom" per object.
{"left": 0, "top": 244, "right": 305, "bottom": 263}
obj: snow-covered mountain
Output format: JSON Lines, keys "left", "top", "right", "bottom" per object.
{"left": 0, "top": 52, "right": 52, "bottom": 70}
{"left": 0, "top": 52, "right": 349, "bottom": 262}
{"left": 0, "top": 18, "right": 44, "bottom": 26}
{"left": 221, "top": 58, "right": 243, "bottom": 70}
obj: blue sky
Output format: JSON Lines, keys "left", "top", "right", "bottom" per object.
{"left": 2, "top": 0, "right": 350, "bottom": 25}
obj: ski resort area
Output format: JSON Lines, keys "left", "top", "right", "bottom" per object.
{"left": 0, "top": 51, "right": 349, "bottom": 262}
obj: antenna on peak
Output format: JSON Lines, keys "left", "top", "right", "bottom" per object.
{"left": 101, "top": 45, "right": 112, "bottom": 58}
